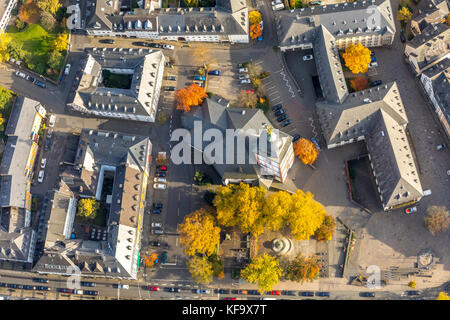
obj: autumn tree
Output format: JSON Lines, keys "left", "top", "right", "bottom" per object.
{"left": 342, "top": 43, "right": 372, "bottom": 74}
{"left": 144, "top": 253, "right": 158, "bottom": 267}
{"left": 293, "top": 138, "right": 318, "bottom": 165}
{"left": 76, "top": 198, "right": 99, "bottom": 220}
{"left": 239, "top": 90, "right": 258, "bottom": 108}
{"left": 286, "top": 190, "right": 326, "bottom": 240}
{"left": 40, "top": 11, "right": 57, "bottom": 31}
{"left": 424, "top": 206, "right": 450, "bottom": 235}
{"left": 250, "top": 23, "right": 262, "bottom": 40}
{"left": 398, "top": 6, "right": 412, "bottom": 24}
{"left": 0, "top": 34, "right": 12, "bottom": 62}
{"left": 36, "top": 0, "right": 62, "bottom": 15}
{"left": 213, "top": 183, "right": 266, "bottom": 237}
{"left": 6, "top": 41, "right": 25, "bottom": 61}
{"left": 282, "top": 253, "right": 321, "bottom": 283}
{"left": 249, "top": 11, "right": 262, "bottom": 25}
{"left": 184, "top": 0, "right": 199, "bottom": 7}
{"left": 408, "top": 280, "right": 416, "bottom": 288}
{"left": 262, "top": 191, "right": 292, "bottom": 232}
{"left": 314, "top": 214, "right": 336, "bottom": 241}
{"left": 186, "top": 256, "right": 213, "bottom": 284}
{"left": 437, "top": 292, "right": 450, "bottom": 300}
{"left": 175, "top": 83, "right": 208, "bottom": 112}
{"left": 48, "top": 50, "right": 62, "bottom": 70}
{"left": 350, "top": 76, "right": 368, "bottom": 92}
{"left": 241, "top": 254, "right": 282, "bottom": 294}
{"left": 52, "top": 33, "right": 68, "bottom": 52}
{"left": 179, "top": 208, "right": 221, "bottom": 257}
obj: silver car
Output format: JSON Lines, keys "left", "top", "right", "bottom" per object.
{"left": 153, "top": 183, "right": 167, "bottom": 190}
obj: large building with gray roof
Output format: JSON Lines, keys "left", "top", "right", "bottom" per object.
{"left": 33, "top": 129, "right": 152, "bottom": 279}
{"left": 67, "top": 47, "right": 165, "bottom": 122}
{"left": 84, "top": 0, "right": 249, "bottom": 43}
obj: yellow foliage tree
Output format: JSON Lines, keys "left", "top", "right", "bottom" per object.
{"left": 144, "top": 253, "right": 158, "bottom": 267}
{"left": 175, "top": 83, "right": 208, "bottom": 112}
{"left": 214, "top": 183, "right": 266, "bottom": 237}
{"left": 314, "top": 214, "right": 336, "bottom": 241}
{"left": 294, "top": 138, "right": 318, "bottom": 165}
{"left": 76, "top": 198, "right": 99, "bottom": 220}
{"left": 437, "top": 292, "right": 450, "bottom": 300}
{"left": 262, "top": 191, "right": 292, "bottom": 232}
{"left": 286, "top": 190, "right": 326, "bottom": 240}
{"left": 249, "top": 23, "right": 262, "bottom": 40}
{"left": 249, "top": 11, "right": 262, "bottom": 25}
{"left": 240, "top": 254, "right": 282, "bottom": 294}
{"left": 282, "top": 253, "right": 322, "bottom": 283}
{"left": 342, "top": 43, "right": 372, "bottom": 74}
{"left": 398, "top": 6, "right": 412, "bottom": 24}
{"left": 0, "top": 33, "right": 12, "bottom": 62}
{"left": 36, "top": 0, "right": 62, "bottom": 15}
{"left": 52, "top": 33, "right": 68, "bottom": 52}
{"left": 178, "top": 208, "right": 221, "bottom": 257}
{"left": 186, "top": 256, "right": 213, "bottom": 284}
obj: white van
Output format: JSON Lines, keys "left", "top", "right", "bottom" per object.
{"left": 423, "top": 189, "right": 432, "bottom": 196}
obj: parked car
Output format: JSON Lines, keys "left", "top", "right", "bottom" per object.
{"left": 80, "top": 282, "right": 96, "bottom": 287}
{"left": 436, "top": 144, "right": 445, "bottom": 150}
{"left": 152, "top": 209, "right": 161, "bottom": 214}
{"left": 405, "top": 207, "right": 417, "bottom": 214}
{"left": 33, "top": 79, "right": 46, "bottom": 88}
{"left": 15, "top": 71, "right": 26, "bottom": 78}
{"left": 277, "top": 114, "right": 288, "bottom": 122}
{"left": 149, "top": 43, "right": 162, "bottom": 48}
{"left": 58, "top": 288, "right": 74, "bottom": 293}
{"left": 239, "top": 74, "right": 250, "bottom": 80}
{"left": 132, "top": 41, "right": 150, "bottom": 47}
{"left": 64, "top": 64, "right": 71, "bottom": 75}
{"left": 162, "top": 44, "right": 174, "bottom": 50}
{"left": 74, "top": 289, "right": 84, "bottom": 295}
{"left": 153, "top": 183, "right": 167, "bottom": 190}
{"left": 152, "top": 229, "right": 163, "bottom": 235}
{"left": 238, "top": 68, "right": 248, "bottom": 73}
{"left": 274, "top": 108, "right": 285, "bottom": 117}
{"left": 84, "top": 290, "right": 98, "bottom": 296}
{"left": 114, "top": 284, "right": 129, "bottom": 289}
{"left": 0, "top": 283, "right": 6, "bottom": 287}
{"left": 316, "top": 291, "right": 330, "bottom": 297}
{"left": 360, "top": 292, "right": 375, "bottom": 297}
{"left": 283, "top": 291, "right": 297, "bottom": 296}
{"left": 197, "top": 289, "right": 211, "bottom": 294}
{"left": 36, "top": 286, "right": 50, "bottom": 291}
{"left": 148, "top": 286, "right": 160, "bottom": 291}
{"left": 193, "top": 81, "right": 204, "bottom": 87}
{"left": 268, "top": 290, "right": 281, "bottom": 296}
{"left": 161, "top": 251, "right": 167, "bottom": 264}
{"left": 208, "top": 70, "right": 221, "bottom": 76}
{"left": 303, "top": 54, "right": 313, "bottom": 61}
{"left": 248, "top": 290, "right": 260, "bottom": 295}
{"left": 369, "top": 61, "right": 378, "bottom": 68}
{"left": 292, "top": 134, "right": 301, "bottom": 143}
{"left": 166, "top": 76, "right": 176, "bottom": 81}
{"left": 299, "top": 291, "right": 314, "bottom": 297}
{"left": 152, "top": 241, "right": 161, "bottom": 247}
{"left": 370, "top": 56, "right": 376, "bottom": 63}
{"left": 38, "top": 170, "right": 45, "bottom": 183}
{"left": 271, "top": 104, "right": 282, "bottom": 112}
{"left": 246, "top": 89, "right": 255, "bottom": 93}
{"left": 157, "top": 165, "right": 168, "bottom": 171}
{"left": 153, "top": 177, "right": 167, "bottom": 183}
{"left": 47, "top": 129, "right": 53, "bottom": 138}
{"left": 370, "top": 80, "right": 382, "bottom": 87}
{"left": 23, "top": 285, "right": 36, "bottom": 290}
{"left": 281, "top": 119, "right": 292, "bottom": 127}
{"left": 99, "top": 39, "right": 115, "bottom": 44}
{"left": 194, "top": 75, "right": 206, "bottom": 81}
{"left": 155, "top": 171, "right": 166, "bottom": 177}
{"left": 154, "top": 203, "right": 163, "bottom": 209}
{"left": 151, "top": 222, "right": 162, "bottom": 228}
{"left": 311, "top": 137, "right": 321, "bottom": 150}
{"left": 239, "top": 290, "right": 248, "bottom": 295}
{"left": 218, "top": 289, "right": 230, "bottom": 294}
{"left": 26, "top": 75, "right": 35, "bottom": 82}
{"left": 49, "top": 114, "right": 56, "bottom": 127}
{"left": 164, "top": 86, "right": 176, "bottom": 91}
{"left": 423, "top": 189, "right": 432, "bottom": 196}
{"left": 33, "top": 278, "right": 49, "bottom": 283}
{"left": 370, "top": 51, "right": 375, "bottom": 57}
{"left": 400, "top": 31, "right": 406, "bottom": 43}
{"left": 403, "top": 290, "right": 420, "bottom": 296}
{"left": 41, "top": 158, "right": 47, "bottom": 169}
{"left": 168, "top": 287, "right": 180, "bottom": 293}
{"left": 224, "top": 297, "right": 237, "bottom": 300}
{"left": 241, "top": 79, "right": 251, "bottom": 84}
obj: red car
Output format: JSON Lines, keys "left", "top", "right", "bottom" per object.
{"left": 148, "top": 286, "right": 160, "bottom": 291}
{"left": 58, "top": 288, "right": 74, "bottom": 293}
{"left": 224, "top": 297, "right": 237, "bottom": 300}
{"left": 157, "top": 165, "right": 167, "bottom": 172}
{"left": 246, "top": 89, "right": 255, "bottom": 93}
{"left": 269, "top": 290, "right": 281, "bottom": 296}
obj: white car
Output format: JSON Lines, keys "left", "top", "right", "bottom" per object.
{"left": 15, "top": 71, "right": 26, "bottom": 78}
{"left": 303, "top": 55, "right": 313, "bottom": 61}
{"left": 64, "top": 64, "right": 71, "bottom": 75}
{"left": 240, "top": 79, "right": 251, "bottom": 84}
{"left": 153, "top": 177, "right": 167, "bottom": 183}
{"left": 239, "top": 74, "right": 250, "bottom": 80}
{"left": 118, "top": 284, "right": 129, "bottom": 289}
{"left": 163, "top": 44, "right": 174, "bottom": 50}
{"left": 369, "top": 61, "right": 378, "bottom": 68}
{"left": 238, "top": 68, "right": 248, "bottom": 73}
{"left": 48, "top": 115, "right": 56, "bottom": 127}
{"left": 40, "top": 158, "right": 47, "bottom": 169}
{"left": 37, "top": 170, "right": 45, "bottom": 183}
{"left": 152, "top": 222, "right": 162, "bottom": 228}
{"left": 153, "top": 183, "right": 167, "bottom": 190}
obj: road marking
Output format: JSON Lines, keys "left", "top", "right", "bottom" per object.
{"left": 255, "top": 60, "right": 263, "bottom": 65}
{"left": 177, "top": 207, "right": 180, "bottom": 216}
{"left": 270, "top": 95, "right": 281, "bottom": 102}
{"left": 267, "top": 85, "right": 276, "bottom": 90}
{"left": 178, "top": 193, "right": 180, "bottom": 201}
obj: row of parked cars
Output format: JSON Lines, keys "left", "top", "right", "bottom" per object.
{"left": 14, "top": 71, "right": 46, "bottom": 88}
{"left": 271, "top": 104, "right": 292, "bottom": 128}
{"left": 0, "top": 282, "right": 50, "bottom": 291}
{"left": 130, "top": 41, "right": 175, "bottom": 50}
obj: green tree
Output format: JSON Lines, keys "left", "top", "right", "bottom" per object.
{"left": 7, "top": 41, "right": 25, "bottom": 61}
{"left": 15, "top": 18, "right": 26, "bottom": 30}
{"left": 0, "top": 33, "right": 12, "bottom": 62}
{"left": 241, "top": 254, "right": 282, "bottom": 294}
{"left": 48, "top": 50, "right": 62, "bottom": 70}
{"left": 186, "top": 256, "right": 213, "bottom": 284}
{"left": 208, "top": 253, "right": 224, "bottom": 277}
{"left": 76, "top": 198, "right": 99, "bottom": 220}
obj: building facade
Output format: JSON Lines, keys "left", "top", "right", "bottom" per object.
{"left": 0, "top": 0, "right": 16, "bottom": 34}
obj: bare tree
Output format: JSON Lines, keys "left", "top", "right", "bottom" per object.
{"left": 239, "top": 90, "right": 258, "bottom": 108}
{"left": 424, "top": 206, "right": 450, "bottom": 235}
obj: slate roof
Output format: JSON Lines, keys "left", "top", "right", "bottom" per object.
{"left": 423, "top": 58, "right": 450, "bottom": 123}
{"left": 411, "top": 0, "right": 449, "bottom": 33}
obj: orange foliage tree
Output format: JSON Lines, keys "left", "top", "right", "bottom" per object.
{"left": 342, "top": 43, "right": 372, "bottom": 74}
{"left": 249, "top": 23, "right": 262, "bottom": 40}
{"left": 294, "top": 138, "right": 318, "bottom": 165}
{"left": 175, "top": 83, "right": 207, "bottom": 112}
{"left": 144, "top": 253, "right": 158, "bottom": 267}
{"left": 350, "top": 76, "right": 368, "bottom": 92}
